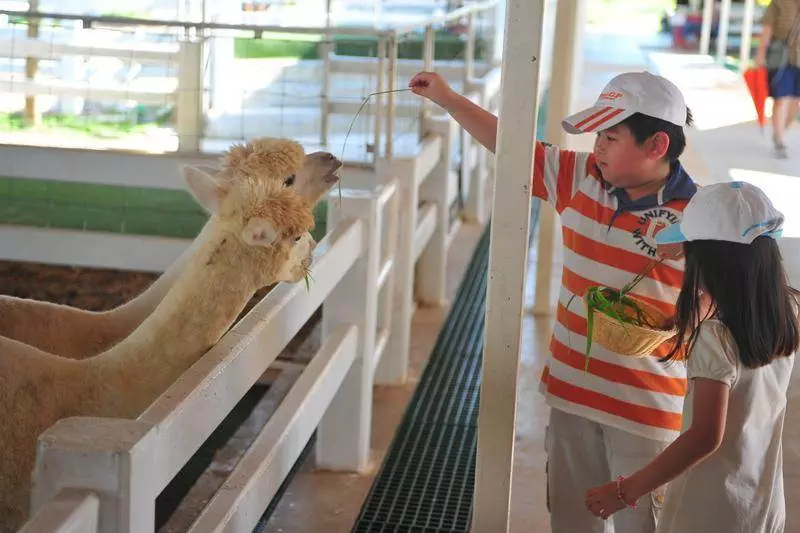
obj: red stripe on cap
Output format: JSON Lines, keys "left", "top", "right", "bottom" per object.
{"left": 583, "top": 108, "right": 626, "bottom": 132}
{"left": 573, "top": 106, "right": 613, "bottom": 129}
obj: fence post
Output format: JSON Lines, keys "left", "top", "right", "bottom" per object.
{"left": 461, "top": 83, "right": 488, "bottom": 225}
{"left": 373, "top": 157, "right": 417, "bottom": 385}
{"left": 208, "top": 32, "right": 235, "bottom": 112}
{"left": 316, "top": 187, "right": 383, "bottom": 471}
{"left": 415, "top": 115, "right": 455, "bottom": 307}
{"left": 176, "top": 40, "right": 203, "bottom": 153}
{"left": 30, "top": 417, "right": 157, "bottom": 533}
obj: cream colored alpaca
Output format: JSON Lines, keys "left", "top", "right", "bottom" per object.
{"left": 0, "top": 138, "right": 340, "bottom": 531}
{"left": 0, "top": 141, "right": 341, "bottom": 361}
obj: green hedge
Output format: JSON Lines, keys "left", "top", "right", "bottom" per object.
{"left": 235, "top": 33, "right": 486, "bottom": 61}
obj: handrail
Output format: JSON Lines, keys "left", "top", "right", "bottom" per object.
{"left": 0, "top": 9, "right": 382, "bottom": 37}
{"left": 0, "top": 0, "right": 498, "bottom": 39}
{"left": 390, "top": 0, "right": 498, "bottom": 37}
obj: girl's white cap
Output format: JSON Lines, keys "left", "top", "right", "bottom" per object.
{"left": 656, "top": 181, "right": 784, "bottom": 245}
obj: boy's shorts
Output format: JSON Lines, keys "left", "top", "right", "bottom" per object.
{"left": 769, "top": 66, "right": 800, "bottom": 99}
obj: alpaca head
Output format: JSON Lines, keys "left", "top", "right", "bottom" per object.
{"left": 218, "top": 137, "right": 342, "bottom": 205}
{"left": 182, "top": 166, "right": 321, "bottom": 286}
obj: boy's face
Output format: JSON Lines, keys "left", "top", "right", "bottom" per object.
{"left": 592, "top": 124, "right": 668, "bottom": 188}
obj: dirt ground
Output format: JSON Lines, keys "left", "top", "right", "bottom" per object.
{"left": 0, "top": 260, "right": 160, "bottom": 310}
{"left": 0, "top": 260, "right": 273, "bottom": 315}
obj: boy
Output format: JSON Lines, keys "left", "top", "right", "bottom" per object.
{"left": 409, "top": 70, "right": 696, "bottom": 533}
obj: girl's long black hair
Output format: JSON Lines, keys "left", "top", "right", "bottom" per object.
{"left": 662, "top": 237, "right": 800, "bottom": 368}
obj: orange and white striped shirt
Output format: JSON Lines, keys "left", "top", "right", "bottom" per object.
{"left": 534, "top": 141, "right": 697, "bottom": 442}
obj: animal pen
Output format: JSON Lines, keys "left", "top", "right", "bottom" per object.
{"left": 0, "top": 0, "right": 560, "bottom": 530}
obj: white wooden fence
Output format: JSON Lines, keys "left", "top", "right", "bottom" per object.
{"left": 0, "top": 6, "right": 504, "bottom": 530}
{"left": 13, "top": 106, "right": 481, "bottom": 531}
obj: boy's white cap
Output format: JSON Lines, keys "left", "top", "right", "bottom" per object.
{"left": 656, "top": 181, "right": 784, "bottom": 245}
{"left": 562, "top": 71, "right": 688, "bottom": 134}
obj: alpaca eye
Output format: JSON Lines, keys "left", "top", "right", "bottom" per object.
{"left": 295, "top": 235, "right": 303, "bottom": 243}
{"left": 284, "top": 175, "right": 295, "bottom": 187}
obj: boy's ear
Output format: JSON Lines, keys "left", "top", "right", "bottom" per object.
{"left": 649, "top": 131, "right": 671, "bottom": 160}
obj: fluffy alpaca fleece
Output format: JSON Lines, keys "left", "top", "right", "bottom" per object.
{"left": 0, "top": 139, "right": 339, "bottom": 531}
{"left": 0, "top": 137, "right": 341, "bottom": 361}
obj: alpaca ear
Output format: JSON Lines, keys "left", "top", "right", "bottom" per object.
{"left": 242, "top": 217, "right": 280, "bottom": 246}
{"left": 183, "top": 165, "right": 226, "bottom": 214}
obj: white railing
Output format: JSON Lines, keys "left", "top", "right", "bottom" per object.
{"left": 16, "top": 109, "right": 463, "bottom": 531}
{"left": 19, "top": 490, "right": 99, "bottom": 533}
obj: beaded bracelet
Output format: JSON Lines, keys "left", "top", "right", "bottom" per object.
{"left": 616, "top": 476, "right": 637, "bottom": 509}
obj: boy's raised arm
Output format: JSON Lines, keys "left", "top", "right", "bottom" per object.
{"left": 409, "top": 71, "right": 499, "bottom": 153}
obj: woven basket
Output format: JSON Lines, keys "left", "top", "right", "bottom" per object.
{"left": 584, "top": 287, "right": 676, "bottom": 358}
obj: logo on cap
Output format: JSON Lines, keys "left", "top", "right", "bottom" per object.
{"left": 599, "top": 91, "right": 624, "bottom": 100}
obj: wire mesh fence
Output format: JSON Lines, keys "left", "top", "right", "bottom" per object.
{"left": 0, "top": 15, "right": 184, "bottom": 150}
{"left": 0, "top": 3, "right": 494, "bottom": 240}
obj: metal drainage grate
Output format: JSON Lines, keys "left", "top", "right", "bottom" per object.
{"left": 352, "top": 200, "right": 541, "bottom": 533}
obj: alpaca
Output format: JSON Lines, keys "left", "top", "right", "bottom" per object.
{"left": 0, "top": 139, "right": 340, "bottom": 531}
{"left": 0, "top": 141, "right": 341, "bottom": 361}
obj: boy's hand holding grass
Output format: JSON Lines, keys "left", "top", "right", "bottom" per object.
{"left": 409, "top": 72, "right": 457, "bottom": 110}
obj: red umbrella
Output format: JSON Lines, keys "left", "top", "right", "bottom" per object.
{"left": 744, "top": 66, "right": 769, "bottom": 128}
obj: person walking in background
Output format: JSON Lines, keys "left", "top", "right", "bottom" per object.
{"left": 756, "top": 0, "right": 800, "bottom": 159}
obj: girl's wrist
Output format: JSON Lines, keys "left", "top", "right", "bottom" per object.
{"left": 619, "top": 475, "right": 644, "bottom": 506}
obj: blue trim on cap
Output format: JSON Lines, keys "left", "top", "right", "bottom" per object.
{"left": 742, "top": 218, "right": 784, "bottom": 239}
{"left": 765, "top": 229, "right": 784, "bottom": 240}
{"left": 655, "top": 223, "right": 687, "bottom": 244}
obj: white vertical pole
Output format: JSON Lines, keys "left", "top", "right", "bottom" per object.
{"left": 374, "top": 158, "right": 416, "bottom": 385}
{"left": 176, "top": 40, "right": 204, "bottom": 153}
{"left": 739, "top": 0, "right": 756, "bottom": 72}
{"left": 420, "top": 25, "right": 435, "bottom": 141}
{"left": 699, "top": 0, "right": 714, "bottom": 56}
{"left": 416, "top": 115, "right": 456, "bottom": 307}
{"left": 317, "top": 191, "right": 381, "bottom": 471}
{"left": 716, "top": 0, "right": 732, "bottom": 64}
{"left": 472, "top": 0, "right": 544, "bottom": 531}
{"left": 385, "top": 35, "right": 398, "bottom": 160}
{"left": 531, "top": 0, "right": 585, "bottom": 316}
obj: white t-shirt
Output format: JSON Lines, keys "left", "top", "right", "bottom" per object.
{"left": 656, "top": 320, "right": 794, "bottom": 533}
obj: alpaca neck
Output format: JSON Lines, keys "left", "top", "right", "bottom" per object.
{"left": 88, "top": 223, "right": 266, "bottom": 416}
{"left": 107, "top": 218, "right": 216, "bottom": 329}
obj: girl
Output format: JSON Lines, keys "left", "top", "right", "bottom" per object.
{"left": 585, "top": 181, "right": 799, "bottom": 532}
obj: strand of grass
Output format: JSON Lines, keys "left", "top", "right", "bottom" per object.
{"left": 620, "top": 258, "right": 663, "bottom": 297}
{"left": 585, "top": 305, "right": 594, "bottom": 372}
{"left": 339, "top": 88, "right": 412, "bottom": 203}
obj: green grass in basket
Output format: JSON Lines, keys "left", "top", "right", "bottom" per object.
{"left": 583, "top": 262, "right": 663, "bottom": 371}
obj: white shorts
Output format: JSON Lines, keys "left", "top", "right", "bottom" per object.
{"left": 546, "top": 407, "right": 670, "bottom": 533}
